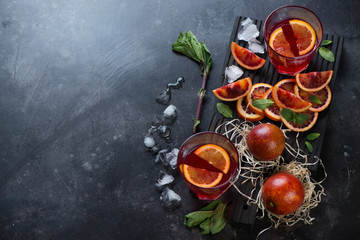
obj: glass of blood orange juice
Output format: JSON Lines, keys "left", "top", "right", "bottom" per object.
{"left": 263, "top": 5, "right": 323, "bottom": 76}
{"left": 177, "top": 132, "right": 239, "bottom": 200}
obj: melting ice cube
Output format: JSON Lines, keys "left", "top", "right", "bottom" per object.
{"left": 237, "top": 23, "right": 260, "bottom": 42}
{"left": 162, "top": 148, "right": 179, "bottom": 169}
{"left": 225, "top": 65, "right": 244, "bottom": 83}
{"left": 151, "top": 144, "right": 162, "bottom": 155}
{"left": 155, "top": 171, "right": 174, "bottom": 190}
{"left": 167, "top": 77, "right": 185, "bottom": 90}
{"left": 241, "top": 17, "right": 253, "bottom": 26}
{"left": 156, "top": 89, "right": 171, "bottom": 105}
{"left": 248, "top": 38, "right": 265, "bottom": 54}
{"left": 160, "top": 187, "right": 181, "bottom": 208}
{"left": 144, "top": 135, "right": 156, "bottom": 148}
{"left": 163, "top": 105, "right": 177, "bottom": 119}
{"left": 151, "top": 115, "right": 163, "bottom": 128}
{"left": 155, "top": 149, "right": 168, "bottom": 163}
{"left": 157, "top": 125, "right": 171, "bottom": 138}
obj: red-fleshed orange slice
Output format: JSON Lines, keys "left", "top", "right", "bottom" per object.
{"left": 294, "top": 84, "right": 332, "bottom": 112}
{"left": 236, "top": 97, "right": 265, "bottom": 122}
{"left": 295, "top": 70, "right": 333, "bottom": 92}
{"left": 263, "top": 88, "right": 281, "bottom": 121}
{"left": 212, "top": 77, "right": 252, "bottom": 101}
{"left": 273, "top": 86, "right": 312, "bottom": 113}
{"left": 273, "top": 78, "right": 296, "bottom": 93}
{"left": 247, "top": 83, "right": 273, "bottom": 114}
{"left": 183, "top": 165, "right": 223, "bottom": 188}
{"left": 281, "top": 110, "right": 318, "bottom": 132}
{"left": 231, "top": 42, "right": 266, "bottom": 70}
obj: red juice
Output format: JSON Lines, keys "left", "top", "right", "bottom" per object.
{"left": 179, "top": 145, "right": 239, "bottom": 200}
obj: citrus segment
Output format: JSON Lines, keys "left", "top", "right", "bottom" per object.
{"left": 231, "top": 42, "right": 266, "bottom": 70}
{"left": 236, "top": 97, "right": 265, "bottom": 122}
{"left": 212, "top": 77, "right": 252, "bottom": 101}
{"left": 194, "top": 144, "right": 231, "bottom": 174}
{"left": 274, "top": 79, "right": 296, "bottom": 93}
{"left": 263, "top": 88, "right": 281, "bottom": 121}
{"left": 183, "top": 164, "right": 223, "bottom": 188}
{"left": 294, "top": 85, "right": 332, "bottom": 112}
{"left": 247, "top": 83, "right": 273, "bottom": 114}
{"left": 295, "top": 70, "right": 333, "bottom": 92}
{"left": 272, "top": 86, "right": 312, "bottom": 113}
{"left": 281, "top": 110, "right": 318, "bottom": 132}
{"left": 269, "top": 19, "right": 316, "bottom": 57}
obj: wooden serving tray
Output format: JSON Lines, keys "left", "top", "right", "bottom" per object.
{"left": 207, "top": 16, "right": 344, "bottom": 227}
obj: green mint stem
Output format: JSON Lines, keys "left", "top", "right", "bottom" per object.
{"left": 193, "top": 61, "right": 207, "bottom": 133}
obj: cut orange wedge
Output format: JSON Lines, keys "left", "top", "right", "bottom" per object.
{"left": 269, "top": 19, "right": 316, "bottom": 57}
{"left": 272, "top": 86, "right": 312, "bottom": 113}
{"left": 246, "top": 83, "right": 273, "bottom": 115}
{"left": 231, "top": 42, "right": 266, "bottom": 70}
{"left": 236, "top": 97, "right": 265, "bottom": 122}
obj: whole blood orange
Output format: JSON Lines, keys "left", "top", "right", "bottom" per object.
{"left": 269, "top": 19, "right": 316, "bottom": 57}
{"left": 212, "top": 77, "right": 252, "bottom": 101}
{"left": 295, "top": 70, "right": 333, "bottom": 92}
{"left": 236, "top": 97, "right": 265, "bottom": 122}
{"left": 247, "top": 123, "right": 285, "bottom": 161}
{"left": 294, "top": 84, "right": 332, "bottom": 112}
{"left": 231, "top": 42, "right": 266, "bottom": 70}
{"left": 262, "top": 172, "right": 305, "bottom": 215}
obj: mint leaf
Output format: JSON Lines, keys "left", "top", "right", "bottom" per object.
{"left": 217, "top": 103, "right": 233, "bottom": 118}
{"left": 199, "top": 218, "right": 211, "bottom": 235}
{"left": 306, "top": 133, "right": 320, "bottom": 141}
{"left": 305, "top": 141, "right": 313, "bottom": 153}
{"left": 184, "top": 211, "right": 214, "bottom": 227}
{"left": 319, "top": 47, "right": 335, "bottom": 62}
{"left": 200, "top": 41, "right": 212, "bottom": 75}
{"left": 210, "top": 202, "right": 228, "bottom": 234}
{"left": 295, "top": 113, "right": 309, "bottom": 125}
{"left": 172, "top": 31, "right": 203, "bottom": 63}
{"left": 281, "top": 109, "right": 296, "bottom": 122}
{"left": 201, "top": 200, "right": 222, "bottom": 211}
{"left": 309, "top": 95, "right": 322, "bottom": 104}
{"left": 321, "top": 40, "right": 332, "bottom": 46}
{"left": 252, "top": 99, "right": 274, "bottom": 110}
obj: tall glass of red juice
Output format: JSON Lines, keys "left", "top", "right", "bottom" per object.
{"left": 263, "top": 6, "right": 323, "bottom": 76}
{"left": 177, "top": 132, "right": 239, "bottom": 200}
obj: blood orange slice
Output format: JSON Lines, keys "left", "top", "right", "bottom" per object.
{"left": 183, "top": 165, "right": 223, "bottom": 188}
{"left": 194, "top": 144, "right": 231, "bottom": 174}
{"left": 231, "top": 42, "right": 266, "bottom": 70}
{"left": 273, "top": 86, "right": 312, "bottom": 113}
{"left": 247, "top": 83, "right": 273, "bottom": 114}
{"left": 281, "top": 110, "right": 318, "bottom": 132}
{"left": 294, "top": 84, "right": 332, "bottom": 112}
{"left": 212, "top": 77, "right": 252, "bottom": 101}
{"left": 236, "top": 97, "right": 265, "bottom": 122}
{"left": 263, "top": 88, "right": 281, "bottom": 121}
{"left": 269, "top": 19, "right": 316, "bottom": 57}
{"left": 273, "top": 79, "right": 296, "bottom": 93}
{"left": 295, "top": 70, "right": 333, "bottom": 92}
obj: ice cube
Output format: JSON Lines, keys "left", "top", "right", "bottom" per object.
{"left": 156, "top": 89, "right": 171, "bottom": 105}
{"left": 157, "top": 125, "right": 171, "bottom": 138}
{"left": 163, "top": 104, "right": 177, "bottom": 119}
{"left": 160, "top": 187, "right": 181, "bottom": 208}
{"left": 248, "top": 38, "right": 265, "bottom": 54}
{"left": 144, "top": 135, "right": 156, "bottom": 148}
{"left": 155, "top": 149, "right": 168, "bottom": 163}
{"left": 168, "top": 76, "right": 185, "bottom": 90}
{"left": 225, "top": 65, "right": 244, "bottom": 83}
{"left": 151, "top": 115, "right": 164, "bottom": 128}
{"left": 241, "top": 17, "right": 253, "bottom": 26}
{"left": 155, "top": 171, "right": 174, "bottom": 190}
{"left": 163, "top": 148, "right": 179, "bottom": 170}
{"left": 237, "top": 23, "right": 259, "bottom": 42}
{"left": 151, "top": 144, "right": 162, "bottom": 155}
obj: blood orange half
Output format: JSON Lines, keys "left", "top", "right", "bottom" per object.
{"left": 295, "top": 70, "right": 333, "bottom": 92}
{"left": 231, "top": 42, "right": 266, "bottom": 70}
{"left": 212, "top": 77, "right": 252, "bottom": 101}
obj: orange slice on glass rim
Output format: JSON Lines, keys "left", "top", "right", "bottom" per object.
{"left": 269, "top": 19, "right": 316, "bottom": 57}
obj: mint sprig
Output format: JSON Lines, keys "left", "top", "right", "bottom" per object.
{"left": 281, "top": 109, "right": 309, "bottom": 125}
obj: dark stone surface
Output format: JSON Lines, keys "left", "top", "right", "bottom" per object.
{"left": 0, "top": 0, "right": 359, "bottom": 239}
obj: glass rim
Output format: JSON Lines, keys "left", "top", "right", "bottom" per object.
{"left": 263, "top": 5, "right": 323, "bottom": 59}
{"left": 178, "top": 131, "right": 239, "bottom": 190}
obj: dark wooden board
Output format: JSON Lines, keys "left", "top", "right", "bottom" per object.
{"left": 207, "top": 16, "right": 344, "bottom": 227}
